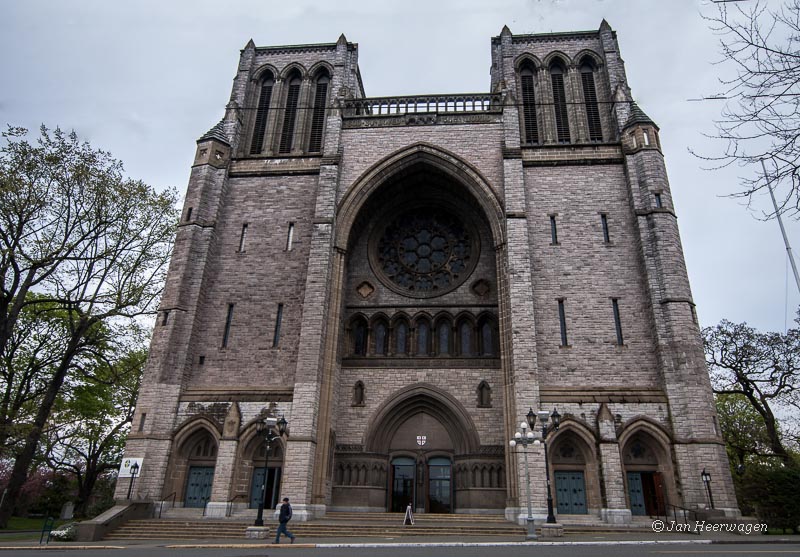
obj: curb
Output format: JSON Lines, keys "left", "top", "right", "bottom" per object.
{"left": 0, "top": 546, "right": 126, "bottom": 551}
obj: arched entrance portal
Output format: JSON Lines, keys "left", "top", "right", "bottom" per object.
{"left": 621, "top": 428, "right": 674, "bottom": 516}
{"left": 388, "top": 411, "right": 454, "bottom": 513}
{"left": 166, "top": 425, "right": 218, "bottom": 508}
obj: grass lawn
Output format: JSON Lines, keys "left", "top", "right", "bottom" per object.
{"left": 0, "top": 517, "right": 67, "bottom": 540}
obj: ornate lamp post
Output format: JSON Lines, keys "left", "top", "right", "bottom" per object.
{"left": 253, "top": 415, "right": 288, "bottom": 527}
{"left": 533, "top": 408, "right": 560, "bottom": 524}
{"left": 701, "top": 469, "right": 714, "bottom": 510}
{"left": 509, "top": 408, "right": 538, "bottom": 540}
{"left": 126, "top": 461, "right": 140, "bottom": 500}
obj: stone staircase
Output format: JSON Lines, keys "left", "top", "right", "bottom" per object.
{"left": 104, "top": 510, "right": 656, "bottom": 541}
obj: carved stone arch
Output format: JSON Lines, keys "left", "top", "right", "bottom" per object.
{"left": 514, "top": 53, "right": 543, "bottom": 72}
{"left": 548, "top": 419, "right": 598, "bottom": 464}
{"left": 433, "top": 312, "right": 453, "bottom": 356}
{"left": 454, "top": 311, "right": 476, "bottom": 356}
{"left": 279, "top": 63, "right": 307, "bottom": 81}
{"left": 477, "top": 379, "right": 492, "bottom": 408}
{"left": 335, "top": 143, "right": 505, "bottom": 251}
{"left": 347, "top": 313, "right": 369, "bottom": 356}
{"left": 370, "top": 312, "right": 390, "bottom": 356}
{"left": 172, "top": 416, "right": 222, "bottom": 450}
{"left": 617, "top": 416, "right": 674, "bottom": 449}
{"left": 308, "top": 61, "right": 334, "bottom": 80}
{"left": 363, "top": 383, "right": 481, "bottom": 454}
{"left": 252, "top": 63, "right": 279, "bottom": 83}
{"left": 573, "top": 49, "right": 604, "bottom": 69}
{"left": 543, "top": 51, "right": 572, "bottom": 70}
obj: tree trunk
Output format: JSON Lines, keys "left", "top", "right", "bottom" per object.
{"left": 0, "top": 326, "right": 85, "bottom": 528}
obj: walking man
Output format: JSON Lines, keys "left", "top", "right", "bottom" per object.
{"left": 274, "top": 497, "right": 296, "bottom": 544}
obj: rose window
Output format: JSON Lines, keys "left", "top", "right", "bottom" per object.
{"left": 372, "top": 208, "right": 478, "bottom": 297}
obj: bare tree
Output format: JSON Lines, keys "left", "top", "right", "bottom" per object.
{"left": 0, "top": 126, "right": 178, "bottom": 526}
{"left": 703, "top": 319, "right": 800, "bottom": 463}
{"left": 703, "top": 0, "right": 800, "bottom": 216}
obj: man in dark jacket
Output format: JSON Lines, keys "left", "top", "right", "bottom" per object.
{"left": 274, "top": 497, "right": 295, "bottom": 544}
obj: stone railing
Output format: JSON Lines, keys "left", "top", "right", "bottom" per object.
{"left": 343, "top": 93, "right": 502, "bottom": 117}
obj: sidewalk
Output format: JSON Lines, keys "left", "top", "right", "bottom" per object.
{"left": 0, "top": 530, "right": 796, "bottom": 550}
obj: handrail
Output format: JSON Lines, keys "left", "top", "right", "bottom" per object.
{"left": 657, "top": 503, "right": 702, "bottom": 535}
{"left": 158, "top": 492, "right": 177, "bottom": 519}
{"left": 226, "top": 494, "right": 248, "bottom": 518}
{"left": 343, "top": 92, "right": 502, "bottom": 117}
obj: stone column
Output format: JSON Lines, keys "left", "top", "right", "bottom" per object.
{"left": 206, "top": 403, "right": 242, "bottom": 517}
{"left": 597, "top": 404, "right": 631, "bottom": 524}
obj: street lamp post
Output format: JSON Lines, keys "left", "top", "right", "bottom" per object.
{"left": 701, "top": 469, "right": 714, "bottom": 510}
{"left": 254, "top": 415, "right": 288, "bottom": 527}
{"left": 534, "top": 408, "right": 560, "bottom": 524}
{"left": 126, "top": 462, "right": 139, "bottom": 500}
{"left": 509, "top": 408, "right": 538, "bottom": 540}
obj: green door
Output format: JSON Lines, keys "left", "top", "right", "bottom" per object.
{"left": 185, "top": 466, "right": 214, "bottom": 508}
{"left": 627, "top": 472, "right": 646, "bottom": 516}
{"left": 555, "top": 471, "right": 587, "bottom": 514}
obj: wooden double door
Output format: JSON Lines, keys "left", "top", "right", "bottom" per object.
{"left": 554, "top": 471, "right": 587, "bottom": 514}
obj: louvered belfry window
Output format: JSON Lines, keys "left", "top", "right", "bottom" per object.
{"left": 308, "top": 74, "right": 329, "bottom": 153}
{"left": 581, "top": 60, "right": 602, "bottom": 141}
{"left": 520, "top": 64, "right": 539, "bottom": 144}
{"left": 250, "top": 74, "right": 274, "bottom": 155}
{"left": 279, "top": 75, "right": 301, "bottom": 154}
{"left": 550, "top": 63, "right": 570, "bottom": 143}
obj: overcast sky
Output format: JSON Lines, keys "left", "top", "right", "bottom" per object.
{"left": 2, "top": 0, "right": 797, "bottom": 333}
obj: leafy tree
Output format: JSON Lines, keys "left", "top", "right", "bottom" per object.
{"left": 0, "top": 126, "right": 178, "bottom": 527}
{"left": 703, "top": 319, "right": 799, "bottom": 463}
{"left": 738, "top": 463, "right": 800, "bottom": 533}
{"left": 42, "top": 345, "right": 144, "bottom": 517}
{"left": 702, "top": 0, "right": 800, "bottom": 216}
{"left": 715, "top": 392, "right": 775, "bottom": 469}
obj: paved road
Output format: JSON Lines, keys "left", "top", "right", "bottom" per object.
{"left": 3, "top": 542, "right": 799, "bottom": 557}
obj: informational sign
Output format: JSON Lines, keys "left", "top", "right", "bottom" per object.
{"left": 416, "top": 435, "right": 426, "bottom": 446}
{"left": 404, "top": 503, "right": 415, "bottom": 525}
{"left": 119, "top": 457, "right": 143, "bottom": 478}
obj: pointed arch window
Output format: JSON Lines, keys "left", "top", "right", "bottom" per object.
{"left": 279, "top": 74, "right": 302, "bottom": 154}
{"left": 477, "top": 380, "right": 492, "bottom": 408}
{"left": 480, "top": 320, "right": 496, "bottom": 356}
{"left": 395, "top": 321, "right": 409, "bottom": 355}
{"left": 250, "top": 73, "right": 274, "bottom": 155}
{"left": 352, "top": 381, "right": 365, "bottom": 406}
{"left": 437, "top": 321, "right": 451, "bottom": 356}
{"left": 373, "top": 320, "right": 388, "bottom": 355}
{"left": 352, "top": 317, "right": 367, "bottom": 356}
{"left": 550, "top": 62, "right": 570, "bottom": 143}
{"left": 459, "top": 321, "right": 473, "bottom": 356}
{"left": 308, "top": 72, "right": 330, "bottom": 153}
{"left": 580, "top": 59, "right": 602, "bottom": 141}
{"left": 416, "top": 320, "right": 430, "bottom": 356}
{"left": 519, "top": 62, "right": 539, "bottom": 144}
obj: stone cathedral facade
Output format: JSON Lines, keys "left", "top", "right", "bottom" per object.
{"left": 117, "top": 22, "right": 740, "bottom": 524}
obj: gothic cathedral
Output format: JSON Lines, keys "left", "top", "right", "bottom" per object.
{"left": 117, "top": 22, "right": 740, "bottom": 524}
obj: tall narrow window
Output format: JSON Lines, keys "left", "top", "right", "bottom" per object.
{"left": 186, "top": 207, "right": 193, "bottom": 222}
{"left": 374, "top": 321, "right": 387, "bottom": 355}
{"left": 612, "top": 298, "right": 624, "bottom": 345}
{"left": 137, "top": 413, "right": 147, "bottom": 432}
{"left": 395, "top": 321, "right": 408, "bottom": 355}
{"left": 558, "top": 299, "right": 568, "bottom": 346}
{"left": 279, "top": 75, "right": 301, "bottom": 154}
{"left": 459, "top": 321, "right": 473, "bottom": 356}
{"left": 520, "top": 63, "right": 539, "bottom": 144}
{"left": 437, "top": 321, "right": 450, "bottom": 356}
{"left": 477, "top": 381, "right": 492, "bottom": 408}
{"left": 286, "top": 222, "right": 295, "bottom": 251}
{"left": 250, "top": 73, "right": 274, "bottom": 154}
{"left": 550, "top": 215, "right": 559, "bottom": 244}
{"left": 308, "top": 73, "right": 330, "bottom": 152}
{"left": 580, "top": 60, "right": 602, "bottom": 141}
{"left": 601, "top": 214, "right": 610, "bottom": 243}
{"left": 238, "top": 223, "right": 248, "bottom": 252}
{"left": 643, "top": 130, "right": 650, "bottom": 146}
{"left": 416, "top": 321, "right": 430, "bottom": 356}
{"left": 222, "top": 303, "right": 234, "bottom": 348}
{"left": 161, "top": 310, "right": 170, "bottom": 326}
{"left": 272, "top": 303, "right": 284, "bottom": 347}
{"left": 550, "top": 62, "right": 570, "bottom": 143}
{"left": 353, "top": 318, "right": 367, "bottom": 356}
{"left": 480, "top": 321, "right": 495, "bottom": 356}
{"left": 654, "top": 193, "right": 663, "bottom": 208}
{"left": 352, "top": 381, "right": 365, "bottom": 406}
